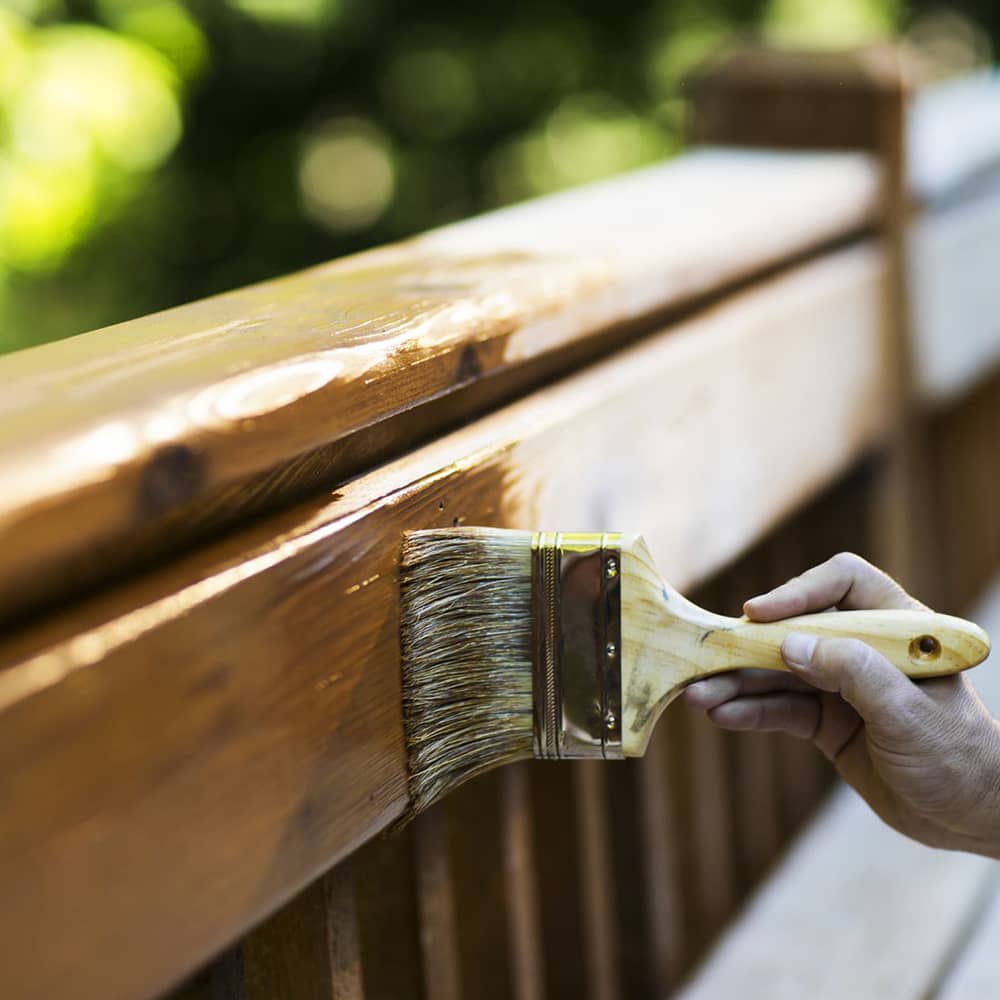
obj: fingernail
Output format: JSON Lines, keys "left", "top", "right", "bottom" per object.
{"left": 783, "top": 632, "right": 817, "bottom": 668}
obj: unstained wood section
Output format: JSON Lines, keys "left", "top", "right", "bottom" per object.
{"left": 0, "top": 151, "right": 877, "bottom": 623}
{"left": 910, "top": 182, "right": 1000, "bottom": 403}
{"left": 908, "top": 72, "right": 1000, "bottom": 204}
{"left": 0, "top": 247, "right": 888, "bottom": 1000}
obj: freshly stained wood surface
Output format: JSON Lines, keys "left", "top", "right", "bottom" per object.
{"left": 0, "top": 150, "right": 878, "bottom": 624}
{"left": 0, "top": 248, "right": 888, "bottom": 1000}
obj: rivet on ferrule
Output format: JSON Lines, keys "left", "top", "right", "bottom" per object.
{"left": 530, "top": 532, "right": 624, "bottom": 761}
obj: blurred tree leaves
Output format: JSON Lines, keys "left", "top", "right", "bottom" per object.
{"left": 0, "top": 0, "right": 991, "bottom": 354}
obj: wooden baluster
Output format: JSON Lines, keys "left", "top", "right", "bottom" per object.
{"left": 637, "top": 708, "right": 688, "bottom": 989}
{"left": 678, "top": 574, "right": 738, "bottom": 959}
{"left": 326, "top": 866, "right": 365, "bottom": 1000}
{"left": 603, "top": 760, "right": 655, "bottom": 997}
{"left": 574, "top": 760, "right": 621, "bottom": 1000}
{"left": 167, "top": 946, "right": 248, "bottom": 1000}
{"left": 963, "top": 383, "right": 1000, "bottom": 606}
{"left": 413, "top": 806, "right": 462, "bottom": 1000}
{"left": 501, "top": 764, "right": 545, "bottom": 1000}
{"left": 355, "top": 832, "right": 423, "bottom": 1000}
{"left": 984, "top": 380, "right": 1000, "bottom": 595}
{"left": 719, "top": 554, "right": 782, "bottom": 893}
{"left": 241, "top": 860, "right": 362, "bottom": 1000}
{"left": 765, "top": 526, "right": 827, "bottom": 834}
{"left": 530, "top": 762, "right": 589, "bottom": 998}
{"left": 444, "top": 771, "right": 514, "bottom": 1000}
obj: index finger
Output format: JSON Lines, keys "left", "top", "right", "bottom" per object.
{"left": 743, "top": 552, "right": 925, "bottom": 622}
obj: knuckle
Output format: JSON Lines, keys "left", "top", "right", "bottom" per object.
{"left": 831, "top": 551, "right": 863, "bottom": 571}
{"left": 818, "top": 636, "right": 869, "bottom": 669}
{"left": 743, "top": 700, "right": 764, "bottom": 728}
{"left": 829, "top": 552, "right": 869, "bottom": 582}
{"left": 894, "top": 687, "right": 930, "bottom": 728}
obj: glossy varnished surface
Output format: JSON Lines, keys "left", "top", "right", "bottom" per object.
{"left": 0, "top": 150, "right": 879, "bottom": 624}
{"left": 0, "top": 247, "right": 888, "bottom": 999}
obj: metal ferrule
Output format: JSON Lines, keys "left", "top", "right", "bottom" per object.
{"left": 531, "top": 532, "right": 624, "bottom": 760}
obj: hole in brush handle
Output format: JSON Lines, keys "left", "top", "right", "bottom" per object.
{"left": 909, "top": 634, "right": 941, "bottom": 661}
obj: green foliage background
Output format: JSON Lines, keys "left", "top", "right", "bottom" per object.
{"left": 0, "top": 0, "right": 993, "bottom": 354}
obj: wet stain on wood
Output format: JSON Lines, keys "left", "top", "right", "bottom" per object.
{"left": 455, "top": 344, "right": 483, "bottom": 385}
{"left": 137, "top": 445, "right": 206, "bottom": 517}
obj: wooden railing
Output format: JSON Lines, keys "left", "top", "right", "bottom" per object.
{"left": 2, "top": 45, "right": 1000, "bottom": 1000}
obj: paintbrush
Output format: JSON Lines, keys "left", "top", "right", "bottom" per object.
{"left": 399, "top": 528, "right": 990, "bottom": 811}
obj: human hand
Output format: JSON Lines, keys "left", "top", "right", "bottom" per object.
{"left": 683, "top": 553, "right": 1000, "bottom": 857}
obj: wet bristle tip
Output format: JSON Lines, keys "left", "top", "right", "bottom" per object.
{"left": 400, "top": 528, "right": 535, "bottom": 812}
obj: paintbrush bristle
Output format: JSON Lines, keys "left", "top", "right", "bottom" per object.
{"left": 400, "top": 528, "right": 535, "bottom": 813}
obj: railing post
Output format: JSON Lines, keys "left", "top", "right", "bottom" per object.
{"left": 690, "top": 45, "right": 929, "bottom": 593}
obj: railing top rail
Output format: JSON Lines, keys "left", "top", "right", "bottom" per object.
{"left": 0, "top": 148, "right": 877, "bottom": 625}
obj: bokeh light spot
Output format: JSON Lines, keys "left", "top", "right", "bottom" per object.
{"left": 298, "top": 118, "right": 395, "bottom": 233}
{"left": 226, "top": 0, "right": 340, "bottom": 29}
{"left": 0, "top": 12, "right": 31, "bottom": 101}
{"left": 0, "top": 156, "right": 98, "bottom": 269}
{"left": 645, "top": 19, "right": 732, "bottom": 98}
{"left": 24, "top": 26, "right": 182, "bottom": 171}
{"left": 762, "top": 0, "right": 900, "bottom": 48}
{"left": 485, "top": 92, "right": 671, "bottom": 205}
{"left": 0, "top": 19, "right": 183, "bottom": 273}
{"left": 382, "top": 46, "right": 477, "bottom": 140}
{"left": 97, "top": 0, "right": 209, "bottom": 83}
{"left": 906, "top": 10, "right": 993, "bottom": 81}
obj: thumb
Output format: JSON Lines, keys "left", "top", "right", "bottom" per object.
{"left": 781, "top": 632, "right": 923, "bottom": 729}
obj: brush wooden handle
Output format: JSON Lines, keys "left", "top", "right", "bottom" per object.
{"left": 692, "top": 609, "right": 988, "bottom": 679}
{"left": 619, "top": 535, "right": 991, "bottom": 756}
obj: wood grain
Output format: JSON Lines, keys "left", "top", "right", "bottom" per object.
{"left": 574, "top": 762, "right": 621, "bottom": 1000}
{"left": 635, "top": 720, "right": 687, "bottom": 990}
{"left": 529, "top": 762, "right": 590, "bottom": 999}
{"left": 689, "top": 44, "right": 904, "bottom": 152}
{"left": 354, "top": 833, "right": 423, "bottom": 1000}
{"left": 241, "top": 862, "right": 363, "bottom": 1000}
{"left": 0, "top": 247, "right": 889, "bottom": 1000}
{"left": 444, "top": 772, "right": 513, "bottom": 1000}
{"left": 413, "top": 807, "right": 462, "bottom": 1000}
{"left": 0, "top": 150, "right": 878, "bottom": 625}
{"left": 717, "top": 562, "right": 783, "bottom": 891}
{"left": 501, "top": 765, "right": 545, "bottom": 1000}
